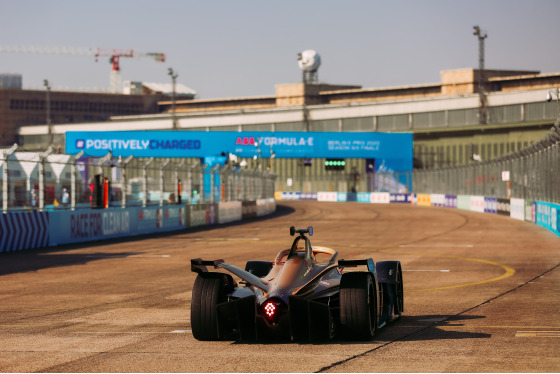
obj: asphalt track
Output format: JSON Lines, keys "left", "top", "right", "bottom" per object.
{"left": 0, "top": 201, "right": 559, "bottom": 373}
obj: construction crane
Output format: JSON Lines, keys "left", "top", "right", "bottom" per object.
{"left": 0, "top": 45, "right": 166, "bottom": 93}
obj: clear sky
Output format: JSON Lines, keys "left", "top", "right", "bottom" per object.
{"left": 1, "top": 0, "right": 559, "bottom": 99}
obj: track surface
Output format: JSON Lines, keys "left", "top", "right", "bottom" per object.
{"left": 0, "top": 201, "right": 559, "bottom": 372}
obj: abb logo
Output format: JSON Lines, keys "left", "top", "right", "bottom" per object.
{"left": 236, "top": 137, "right": 256, "bottom": 146}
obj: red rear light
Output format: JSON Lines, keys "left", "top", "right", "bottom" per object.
{"left": 260, "top": 298, "right": 285, "bottom": 325}
{"left": 264, "top": 301, "right": 276, "bottom": 318}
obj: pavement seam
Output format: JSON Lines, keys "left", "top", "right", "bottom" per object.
{"left": 315, "top": 262, "right": 560, "bottom": 373}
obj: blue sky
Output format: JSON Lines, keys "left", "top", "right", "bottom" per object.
{"left": 1, "top": 0, "right": 559, "bottom": 99}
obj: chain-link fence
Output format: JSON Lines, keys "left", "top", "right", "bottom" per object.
{"left": 274, "top": 171, "right": 412, "bottom": 194}
{"left": 0, "top": 150, "right": 276, "bottom": 212}
{"left": 3, "top": 120, "right": 558, "bottom": 212}
{"left": 413, "top": 121, "right": 560, "bottom": 204}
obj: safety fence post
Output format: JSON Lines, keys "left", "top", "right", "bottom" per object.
{"left": 142, "top": 158, "right": 153, "bottom": 207}
{"left": 38, "top": 146, "right": 53, "bottom": 212}
{"left": 70, "top": 150, "right": 85, "bottom": 210}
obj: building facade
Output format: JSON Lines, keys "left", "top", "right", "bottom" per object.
{"left": 0, "top": 89, "right": 166, "bottom": 147}
{"left": 16, "top": 68, "right": 560, "bottom": 177}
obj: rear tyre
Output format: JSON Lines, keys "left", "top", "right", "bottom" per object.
{"left": 393, "top": 264, "right": 404, "bottom": 318}
{"left": 339, "top": 272, "right": 377, "bottom": 340}
{"left": 190, "top": 272, "right": 228, "bottom": 340}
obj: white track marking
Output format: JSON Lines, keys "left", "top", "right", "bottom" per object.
{"left": 516, "top": 331, "right": 560, "bottom": 337}
{"left": 86, "top": 254, "right": 170, "bottom": 258}
{"left": 399, "top": 244, "right": 474, "bottom": 248}
{"left": 419, "top": 317, "right": 448, "bottom": 323}
{"left": 193, "top": 238, "right": 260, "bottom": 241}
{"left": 404, "top": 269, "right": 450, "bottom": 272}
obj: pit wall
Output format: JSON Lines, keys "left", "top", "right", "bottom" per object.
{"left": 0, "top": 198, "right": 276, "bottom": 252}
{"left": 274, "top": 191, "right": 560, "bottom": 238}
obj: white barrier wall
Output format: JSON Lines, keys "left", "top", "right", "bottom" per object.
{"left": 470, "top": 196, "right": 485, "bottom": 213}
{"left": 510, "top": 198, "right": 525, "bottom": 221}
{"left": 218, "top": 201, "right": 242, "bottom": 224}
{"left": 371, "top": 192, "right": 390, "bottom": 204}
{"left": 257, "top": 198, "right": 276, "bottom": 217}
{"left": 430, "top": 194, "right": 446, "bottom": 207}
{"left": 317, "top": 192, "right": 338, "bottom": 202}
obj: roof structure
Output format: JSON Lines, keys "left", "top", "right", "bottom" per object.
{"left": 142, "top": 82, "right": 197, "bottom": 96}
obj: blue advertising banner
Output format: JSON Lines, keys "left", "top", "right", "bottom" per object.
{"left": 444, "top": 194, "right": 457, "bottom": 208}
{"left": 49, "top": 206, "right": 186, "bottom": 246}
{"left": 357, "top": 193, "right": 371, "bottom": 203}
{"left": 300, "top": 193, "right": 317, "bottom": 200}
{"left": 484, "top": 197, "right": 498, "bottom": 214}
{"left": 390, "top": 193, "right": 412, "bottom": 204}
{"left": 66, "top": 131, "right": 413, "bottom": 171}
{"left": 535, "top": 201, "right": 560, "bottom": 237}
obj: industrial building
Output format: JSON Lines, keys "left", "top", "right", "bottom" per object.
{"left": 0, "top": 77, "right": 197, "bottom": 148}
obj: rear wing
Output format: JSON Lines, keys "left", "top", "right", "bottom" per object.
{"left": 338, "top": 258, "right": 376, "bottom": 275}
{"left": 191, "top": 258, "right": 225, "bottom": 274}
{"left": 190, "top": 258, "right": 270, "bottom": 292}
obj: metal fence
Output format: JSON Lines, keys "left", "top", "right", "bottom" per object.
{"left": 0, "top": 149, "right": 276, "bottom": 212}
{"left": 274, "top": 171, "right": 412, "bottom": 195}
{"left": 413, "top": 121, "right": 560, "bottom": 204}
{"left": 4, "top": 119, "right": 558, "bottom": 212}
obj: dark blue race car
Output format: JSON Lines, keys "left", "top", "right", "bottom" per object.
{"left": 190, "top": 226, "right": 403, "bottom": 341}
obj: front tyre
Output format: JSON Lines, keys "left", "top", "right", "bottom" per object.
{"left": 190, "top": 272, "right": 228, "bottom": 340}
{"left": 339, "top": 272, "right": 377, "bottom": 340}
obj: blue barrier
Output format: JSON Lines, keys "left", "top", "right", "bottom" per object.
{"left": 49, "top": 206, "right": 186, "bottom": 246}
{"left": 484, "top": 197, "right": 498, "bottom": 214}
{"left": 2, "top": 198, "right": 277, "bottom": 252}
{"left": 536, "top": 201, "right": 560, "bottom": 237}
{"left": 390, "top": 193, "right": 412, "bottom": 204}
{"left": 0, "top": 211, "right": 49, "bottom": 253}
{"left": 357, "top": 193, "right": 371, "bottom": 203}
{"left": 300, "top": 192, "right": 317, "bottom": 200}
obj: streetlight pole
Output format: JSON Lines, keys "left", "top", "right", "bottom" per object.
{"left": 473, "top": 26, "right": 488, "bottom": 125}
{"left": 168, "top": 68, "right": 178, "bottom": 129}
{"left": 43, "top": 79, "right": 52, "bottom": 144}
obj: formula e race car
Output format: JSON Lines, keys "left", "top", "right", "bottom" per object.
{"left": 190, "top": 226, "right": 403, "bottom": 341}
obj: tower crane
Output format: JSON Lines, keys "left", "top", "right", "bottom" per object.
{"left": 0, "top": 45, "right": 166, "bottom": 93}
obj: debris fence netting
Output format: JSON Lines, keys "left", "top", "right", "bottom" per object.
{"left": 0, "top": 154, "right": 276, "bottom": 212}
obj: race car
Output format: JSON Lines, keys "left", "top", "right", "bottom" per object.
{"left": 190, "top": 226, "right": 403, "bottom": 341}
